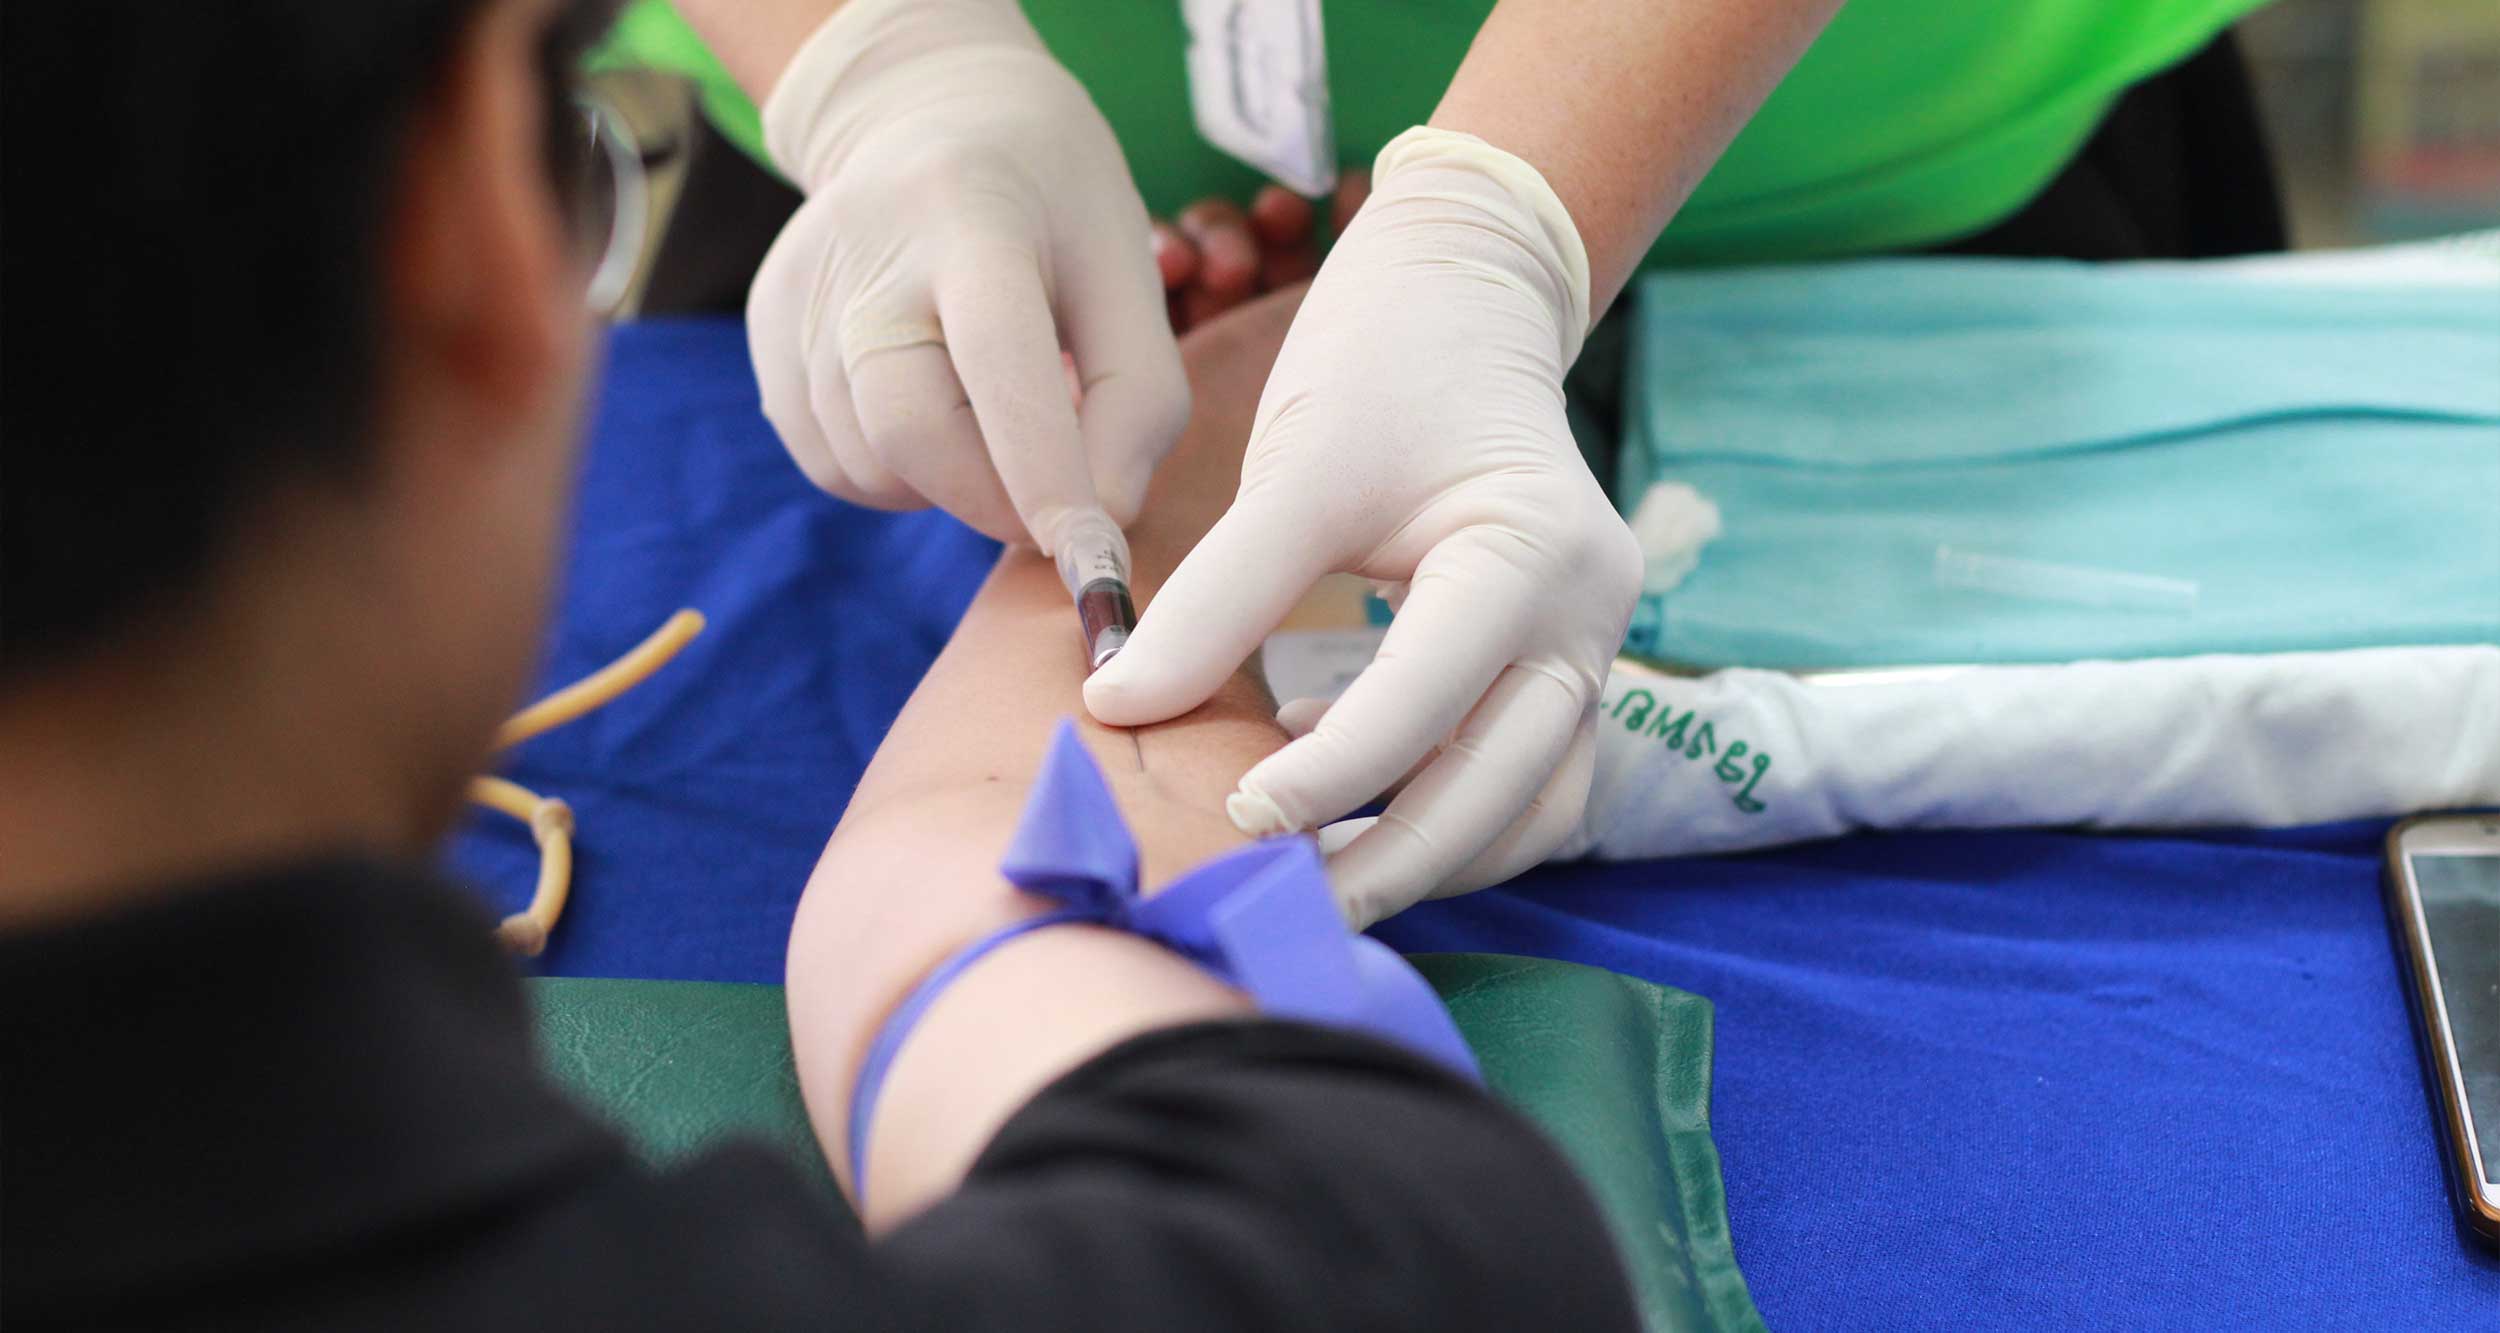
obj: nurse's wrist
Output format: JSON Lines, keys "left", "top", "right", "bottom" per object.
{"left": 760, "top": 0, "right": 1054, "bottom": 185}
{"left": 1366, "top": 126, "right": 1593, "bottom": 366}
{"left": 1424, "top": 83, "right": 1635, "bottom": 307}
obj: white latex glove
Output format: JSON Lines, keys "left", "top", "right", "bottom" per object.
{"left": 1085, "top": 128, "right": 1643, "bottom": 927}
{"left": 748, "top": 0, "right": 1187, "bottom": 556}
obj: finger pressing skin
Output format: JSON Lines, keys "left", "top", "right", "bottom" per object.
{"left": 1084, "top": 486, "right": 1337, "bottom": 728}
{"left": 1248, "top": 185, "right": 1313, "bottom": 252}
{"left": 1176, "top": 197, "right": 1258, "bottom": 300}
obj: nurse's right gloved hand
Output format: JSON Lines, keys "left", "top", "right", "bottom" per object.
{"left": 1088, "top": 128, "right": 1643, "bottom": 929}
{"left": 747, "top": 0, "right": 1187, "bottom": 558}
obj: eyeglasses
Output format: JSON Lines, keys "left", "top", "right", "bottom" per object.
{"left": 563, "top": 94, "right": 650, "bottom": 319}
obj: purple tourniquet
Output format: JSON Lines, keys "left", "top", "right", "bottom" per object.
{"left": 846, "top": 719, "right": 1477, "bottom": 1198}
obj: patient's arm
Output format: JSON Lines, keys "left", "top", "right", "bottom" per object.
{"left": 787, "top": 288, "right": 1309, "bottom": 1227}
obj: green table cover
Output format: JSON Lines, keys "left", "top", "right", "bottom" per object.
{"left": 533, "top": 952, "right": 1762, "bottom": 1332}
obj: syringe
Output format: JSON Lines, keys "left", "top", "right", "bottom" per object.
{"left": 1051, "top": 509, "right": 1137, "bottom": 672}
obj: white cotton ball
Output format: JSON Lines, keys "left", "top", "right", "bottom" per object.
{"left": 1627, "top": 482, "right": 1723, "bottom": 592}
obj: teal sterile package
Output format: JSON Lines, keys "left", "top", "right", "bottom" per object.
{"left": 1614, "top": 256, "right": 2500, "bottom": 669}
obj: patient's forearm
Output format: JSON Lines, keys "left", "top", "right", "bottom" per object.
{"left": 787, "top": 291, "right": 1305, "bottom": 1227}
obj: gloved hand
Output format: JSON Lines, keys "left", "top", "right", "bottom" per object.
{"left": 1085, "top": 128, "right": 1643, "bottom": 927}
{"left": 748, "top": 0, "right": 1187, "bottom": 556}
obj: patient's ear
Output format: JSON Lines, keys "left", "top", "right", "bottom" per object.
{"left": 383, "top": 0, "right": 577, "bottom": 438}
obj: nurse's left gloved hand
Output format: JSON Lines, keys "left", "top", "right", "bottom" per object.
{"left": 1086, "top": 128, "right": 1642, "bottom": 928}
{"left": 745, "top": 0, "right": 1186, "bottom": 553}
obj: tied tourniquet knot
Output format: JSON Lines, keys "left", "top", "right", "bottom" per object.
{"left": 847, "top": 719, "right": 1478, "bottom": 1196}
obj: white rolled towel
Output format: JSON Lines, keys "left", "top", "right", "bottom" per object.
{"left": 1558, "top": 645, "right": 2500, "bottom": 860}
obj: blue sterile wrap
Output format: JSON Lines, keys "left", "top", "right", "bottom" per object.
{"left": 1613, "top": 256, "right": 2500, "bottom": 668}
{"left": 845, "top": 719, "right": 1478, "bottom": 1196}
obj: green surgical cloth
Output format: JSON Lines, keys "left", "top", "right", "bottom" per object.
{"left": 532, "top": 955, "right": 1764, "bottom": 1333}
{"left": 592, "top": 0, "right": 2268, "bottom": 267}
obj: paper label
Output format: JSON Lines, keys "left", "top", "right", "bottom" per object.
{"left": 1180, "top": 0, "right": 1337, "bottom": 197}
{"left": 1260, "top": 628, "right": 1384, "bottom": 706}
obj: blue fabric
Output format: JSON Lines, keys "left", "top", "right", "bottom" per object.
{"left": 456, "top": 319, "right": 2500, "bottom": 1328}
{"left": 451, "top": 319, "right": 999, "bottom": 977}
{"left": 1619, "top": 259, "right": 2500, "bottom": 669}
{"left": 1381, "top": 825, "right": 2500, "bottom": 1328}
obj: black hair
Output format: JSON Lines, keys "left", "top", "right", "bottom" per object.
{"left": 0, "top": 0, "right": 617, "bottom": 683}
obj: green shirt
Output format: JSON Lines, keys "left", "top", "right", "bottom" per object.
{"left": 594, "top": 0, "right": 2269, "bottom": 268}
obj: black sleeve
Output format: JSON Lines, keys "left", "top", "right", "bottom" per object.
{"left": 862, "top": 1020, "right": 1641, "bottom": 1333}
{"left": 194, "top": 1019, "right": 1639, "bottom": 1333}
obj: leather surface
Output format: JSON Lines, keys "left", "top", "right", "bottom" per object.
{"left": 530, "top": 953, "right": 1760, "bottom": 1332}
{"left": 533, "top": 974, "right": 834, "bottom": 1188}
{"left": 1410, "top": 955, "right": 1760, "bottom": 1333}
